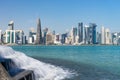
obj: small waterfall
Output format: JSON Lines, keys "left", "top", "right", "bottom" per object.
{"left": 0, "top": 46, "right": 74, "bottom": 80}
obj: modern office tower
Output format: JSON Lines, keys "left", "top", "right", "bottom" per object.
{"left": 71, "top": 27, "right": 77, "bottom": 44}
{"left": 28, "top": 28, "right": 36, "bottom": 44}
{"left": 46, "top": 32, "right": 54, "bottom": 45}
{"left": 105, "top": 28, "right": 111, "bottom": 44}
{"left": 96, "top": 32, "right": 101, "bottom": 44}
{"left": 54, "top": 33, "right": 62, "bottom": 45}
{"left": 78, "top": 22, "right": 83, "bottom": 43}
{"left": 22, "top": 35, "right": 27, "bottom": 44}
{"left": 89, "top": 23, "right": 97, "bottom": 44}
{"left": 8, "top": 21, "right": 14, "bottom": 30}
{"left": 36, "top": 18, "right": 42, "bottom": 44}
{"left": 43, "top": 28, "right": 48, "bottom": 44}
{"left": 15, "top": 30, "right": 24, "bottom": 44}
{"left": 112, "top": 33, "right": 118, "bottom": 45}
{"left": 28, "top": 37, "right": 33, "bottom": 44}
{"left": 101, "top": 26, "right": 105, "bottom": 44}
{"left": 117, "top": 33, "right": 120, "bottom": 44}
{"left": 117, "top": 33, "right": 120, "bottom": 45}
{"left": 5, "top": 30, "right": 24, "bottom": 44}
{"left": 55, "top": 34, "right": 59, "bottom": 42}
{"left": 5, "top": 30, "right": 16, "bottom": 44}
{"left": 84, "top": 25, "right": 89, "bottom": 44}
{"left": 61, "top": 33, "right": 67, "bottom": 44}
{"left": 117, "top": 37, "right": 120, "bottom": 45}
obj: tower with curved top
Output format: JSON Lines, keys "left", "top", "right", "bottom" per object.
{"left": 36, "top": 18, "right": 42, "bottom": 44}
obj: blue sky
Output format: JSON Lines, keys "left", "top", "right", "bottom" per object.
{"left": 0, "top": 0, "right": 120, "bottom": 35}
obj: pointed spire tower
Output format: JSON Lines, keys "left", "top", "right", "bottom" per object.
{"left": 36, "top": 18, "right": 42, "bottom": 44}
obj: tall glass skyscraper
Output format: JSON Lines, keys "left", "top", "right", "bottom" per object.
{"left": 101, "top": 26, "right": 105, "bottom": 44}
{"left": 78, "top": 22, "right": 83, "bottom": 43}
{"left": 36, "top": 18, "right": 42, "bottom": 44}
{"left": 84, "top": 25, "right": 89, "bottom": 44}
{"left": 89, "top": 23, "right": 97, "bottom": 44}
{"left": 8, "top": 21, "right": 14, "bottom": 30}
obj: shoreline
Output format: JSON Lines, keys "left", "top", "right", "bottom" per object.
{"left": 1, "top": 43, "right": 120, "bottom": 47}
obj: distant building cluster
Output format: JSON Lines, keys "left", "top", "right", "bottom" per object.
{"left": 0, "top": 18, "right": 120, "bottom": 45}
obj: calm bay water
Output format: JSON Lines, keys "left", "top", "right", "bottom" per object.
{"left": 12, "top": 45, "right": 120, "bottom": 80}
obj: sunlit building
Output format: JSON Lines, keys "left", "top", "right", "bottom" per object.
{"left": 5, "top": 30, "right": 24, "bottom": 44}
{"left": 8, "top": 21, "right": 14, "bottom": 30}
{"left": 46, "top": 32, "right": 54, "bottom": 45}
{"left": 78, "top": 22, "right": 83, "bottom": 43}
{"left": 105, "top": 28, "right": 111, "bottom": 44}
{"left": 71, "top": 27, "right": 77, "bottom": 44}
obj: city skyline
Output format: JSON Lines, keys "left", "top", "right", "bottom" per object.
{"left": 1, "top": 18, "right": 120, "bottom": 45}
{"left": 0, "top": 0, "right": 120, "bottom": 35}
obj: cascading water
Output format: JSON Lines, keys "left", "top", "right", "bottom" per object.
{"left": 0, "top": 46, "right": 74, "bottom": 80}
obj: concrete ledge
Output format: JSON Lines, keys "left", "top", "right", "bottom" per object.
{"left": 0, "top": 63, "right": 12, "bottom": 80}
{"left": 13, "top": 70, "right": 35, "bottom": 80}
{"left": 0, "top": 61, "right": 35, "bottom": 80}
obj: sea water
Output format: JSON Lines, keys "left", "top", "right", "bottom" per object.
{"left": 0, "top": 46, "right": 74, "bottom": 80}
{"left": 12, "top": 45, "right": 120, "bottom": 80}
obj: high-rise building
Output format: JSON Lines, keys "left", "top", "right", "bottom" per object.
{"left": 54, "top": 33, "right": 61, "bottom": 44}
{"left": 89, "top": 23, "right": 97, "bottom": 44}
{"left": 112, "top": 32, "right": 118, "bottom": 45}
{"left": 5, "top": 30, "right": 16, "bottom": 44}
{"left": 22, "top": 35, "right": 27, "bottom": 44}
{"left": 36, "top": 18, "right": 42, "bottom": 44}
{"left": 71, "top": 27, "right": 77, "bottom": 44}
{"left": 61, "top": 33, "right": 67, "bottom": 44}
{"left": 28, "top": 28, "right": 36, "bottom": 44}
{"left": 96, "top": 32, "right": 101, "bottom": 44}
{"left": 8, "top": 21, "right": 14, "bottom": 30}
{"left": 46, "top": 32, "right": 54, "bottom": 45}
{"left": 15, "top": 30, "right": 24, "bottom": 44}
{"left": 105, "top": 28, "right": 111, "bottom": 44}
{"left": 84, "top": 25, "right": 89, "bottom": 44}
{"left": 78, "top": 22, "right": 83, "bottom": 43}
{"left": 43, "top": 28, "right": 48, "bottom": 44}
{"left": 84, "top": 23, "right": 97, "bottom": 44}
{"left": 5, "top": 30, "right": 24, "bottom": 44}
{"left": 117, "top": 33, "right": 120, "bottom": 45}
{"left": 101, "top": 26, "right": 105, "bottom": 44}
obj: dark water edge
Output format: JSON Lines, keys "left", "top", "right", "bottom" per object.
{"left": 32, "top": 56, "right": 120, "bottom": 80}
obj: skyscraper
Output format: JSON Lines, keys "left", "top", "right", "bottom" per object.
{"left": 78, "top": 22, "right": 83, "bottom": 43}
{"left": 43, "top": 28, "right": 48, "bottom": 44}
{"left": 89, "top": 23, "right": 97, "bottom": 44}
{"left": 8, "top": 21, "right": 14, "bottom": 30}
{"left": 101, "top": 26, "right": 105, "bottom": 44}
{"left": 105, "top": 28, "right": 111, "bottom": 44}
{"left": 36, "top": 18, "right": 42, "bottom": 44}
{"left": 84, "top": 25, "right": 89, "bottom": 44}
{"left": 71, "top": 27, "right": 77, "bottom": 44}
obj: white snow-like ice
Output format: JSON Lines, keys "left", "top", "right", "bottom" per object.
{"left": 0, "top": 46, "right": 74, "bottom": 80}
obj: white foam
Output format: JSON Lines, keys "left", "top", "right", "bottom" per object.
{"left": 0, "top": 46, "right": 74, "bottom": 80}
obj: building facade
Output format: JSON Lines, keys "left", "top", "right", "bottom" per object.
{"left": 105, "top": 28, "right": 111, "bottom": 44}
{"left": 46, "top": 32, "right": 54, "bottom": 45}
{"left": 89, "top": 23, "right": 97, "bottom": 44}
{"left": 5, "top": 30, "right": 24, "bottom": 44}
{"left": 36, "top": 18, "right": 42, "bottom": 44}
{"left": 78, "top": 22, "right": 83, "bottom": 43}
{"left": 8, "top": 21, "right": 14, "bottom": 30}
{"left": 71, "top": 27, "right": 77, "bottom": 44}
{"left": 101, "top": 26, "right": 105, "bottom": 44}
